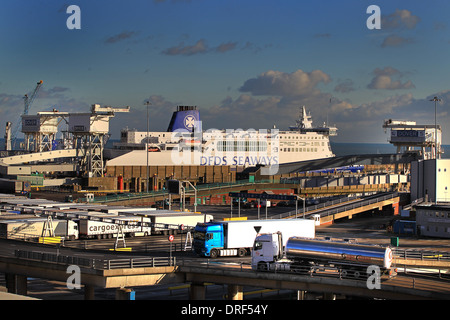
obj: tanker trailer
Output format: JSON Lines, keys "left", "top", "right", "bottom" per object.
{"left": 252, "top": 234, "right": 396, "bottom": 278}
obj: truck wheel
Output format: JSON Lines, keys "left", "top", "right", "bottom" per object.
{"left": 237, "top": 248, "right": 246, "bottom": 257}
{"left": 210, "top": 249, "right": 219, "bottom": 259}
{"left": 257, "top": 262, "right": 268, "bottom": 271}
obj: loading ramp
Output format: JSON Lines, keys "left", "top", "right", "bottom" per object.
{"left": 283, "top": 192, "right": 400, "bottom": 225}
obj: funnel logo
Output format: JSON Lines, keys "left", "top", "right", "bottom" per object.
{"left": 184, "top": 115, "right": 196, "bottom": 129}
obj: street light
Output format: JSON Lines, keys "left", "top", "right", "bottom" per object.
{"left": 145, "top": 101, "right": 151, "bottom": 192}
{"left": 430, "top": 96, "right": 441, "bottom": 160}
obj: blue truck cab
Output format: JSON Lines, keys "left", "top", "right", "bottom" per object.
{"left": 193, "top": 222, "right": 224, "bottom": 258}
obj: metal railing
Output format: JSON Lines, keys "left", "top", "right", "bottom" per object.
{"left": 393, "top": 248, "right": 450, "bottom": 262}
{"left": 316, "top": 192, "right": 399, "bottom": 218}
{"left": 14, "top": 249, "right": 176, "bottom": 270}
{"left": 275, "top": 194, "right": 361, "bottom": 219}
{"left": 85, "top": 179, "right": 293, "bottom": 203}
{"left": 276, "top": 192, "right": 398, "bottom": 219}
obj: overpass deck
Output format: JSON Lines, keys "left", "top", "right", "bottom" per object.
{"left": 281, "top": 192, "right": 400, "bottom": 225}
{"left": 2, "top": 244, "right": 450, "bottom": 300}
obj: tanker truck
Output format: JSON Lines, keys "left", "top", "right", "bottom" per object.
{"left": 193, "top": 219, "right": 315, "bottom": 258}
{"left": 252, "top": 233, "right": 396, "bottom": 278}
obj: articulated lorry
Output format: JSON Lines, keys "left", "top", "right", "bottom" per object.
{"left": 193, "top": 219, "right": 315, "bottom": 258}
{"left": 79, "top": 215, "right": 152, "bottom": 239}
{"left": 0, "top": 218, "right": 79, "bottom": 240}
{"left": 252, "top": 233, "right": 395, "bottom": 278}
{"left": 79, "top": 212, "right": 214, "bottom": 239}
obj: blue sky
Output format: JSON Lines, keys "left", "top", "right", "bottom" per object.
{"left": 1, "top": 0, "right": 449, "bottom": 143}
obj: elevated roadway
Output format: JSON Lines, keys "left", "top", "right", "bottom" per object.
{"left": 1, "top": 239, "right": 450, "bottom": 300}
{"left": 91, "top": 181, "right": 398, "bottom": 206}
{"left": 279, "top": 192, "right": 400, "bottom": 225}
{"left": 180, "top": 263, "right": 450, "bottom": 300}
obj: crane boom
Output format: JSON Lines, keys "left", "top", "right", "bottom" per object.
{"left": 23, "top": 80, "right": 43, "bottom": 115}
{"left": 11, "top": 80, "right": 44, "bottom": 149}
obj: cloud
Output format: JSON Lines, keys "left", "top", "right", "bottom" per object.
{"left": 367, "top": 67, "right": 415, "bottom": 90}
{"left": 382, "top": 9, "right": 420, "bottom": 30}
{"left": 162, "top": 39, "right": 208, "bottom": 56}
{"left": 239, "top": 69, "right": 331, "bottom": 97}
{"left": 334, "top": 79, "right": 355, "bottom": 93}
{"left": 105, "top": 31, "right": 138, "bottom": 44}
{"left": 215, "top": 42, "right": 238, "bottom": 53}
{"left": 381, "top": 34, "right": 414, "bottom": 48}
{"left": 241, "top": 42, "right": 273, "bottom": 54}
{"left": 314, "top": 33, "right": 331, "bottom": 39}
{"left": 379, "top": 9, "right": 419, "bottom": 48}
{"left": 161, "top": 39, "right": 240, "bottom": 56}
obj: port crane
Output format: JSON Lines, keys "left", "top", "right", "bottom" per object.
{"left": 11, "top": 80, "right": 44, "bottom": 149}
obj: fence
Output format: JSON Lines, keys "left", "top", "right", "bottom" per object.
{"left": 85, "top": 179, "right": 294, "bottom": 203}
{"left": 14, "top": 249, "right": 176, "bottom": 270}
{"left": 393, "top": 248, "right": 450, "bottom": 262}
{"left": 275, "top": 192, "right": 398, "bottom": 219}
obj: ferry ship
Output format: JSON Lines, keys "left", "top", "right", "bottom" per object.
{"left": 104, "top": 106, "right": 337, "bottom": 169}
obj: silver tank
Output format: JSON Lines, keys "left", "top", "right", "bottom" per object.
{"left": 286, "top": 238, "right": 392, "bottom": 269}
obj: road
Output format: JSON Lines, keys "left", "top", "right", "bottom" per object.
{"left": 2, "top": 203, "right": 450, "bottom": 300}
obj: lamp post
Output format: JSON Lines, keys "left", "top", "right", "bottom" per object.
{"left": 145, "top": 101, "right": 151, "bottom": 192}
{"left": 430, "top": 96, "right": 441, "bottom": 160}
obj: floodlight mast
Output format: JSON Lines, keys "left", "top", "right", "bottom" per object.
{"left": 430, "top": 96, "right": 442, "bottom": 159}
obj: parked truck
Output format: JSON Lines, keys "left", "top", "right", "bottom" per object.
{"left": 78, "top": 212, "right": 213, "bottom": 239}
{"left": 78, "top": 215, "right": 153, "bottom": 239}
{"left": 193, "top": 219, "right": 315, "bottom": 258}
{"left": 0, "top": 218, "right": 79, "bottom": 240}
{"left": 252, "top": 233, "right": 395, "bottom": 278}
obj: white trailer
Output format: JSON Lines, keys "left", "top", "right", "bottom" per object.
{"left": 0, "top": 218, "right": 79, "bottom": 240}
{"left": 146, "top": 212, "right": 214, "bottom": 235}
{"left": 193, "top": 218, "right": 315, "bottom": 258}
{"left": 78, "top": 215, "right": 152, "bottom": 239}
{"left": 226, "top": 219, "right": 314, "bottom": 249}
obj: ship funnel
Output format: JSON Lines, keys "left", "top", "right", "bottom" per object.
{"left": 167, "top": 106, "right": 200, "bottom": 132}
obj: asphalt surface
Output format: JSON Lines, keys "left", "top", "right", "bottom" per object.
{"left": 2, "top": 202, "right": 450, "bottom": 300}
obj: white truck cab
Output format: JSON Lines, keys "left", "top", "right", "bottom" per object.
{"left": 252, "top": 232, "right": 290, "bottom": 271}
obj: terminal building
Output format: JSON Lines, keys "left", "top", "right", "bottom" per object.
{"left": 416, "top": 205, "right": 450, "bottom": 238}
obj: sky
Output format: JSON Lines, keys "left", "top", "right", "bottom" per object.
{"left": 1, "top": 0, "right": 449, "bottom": 144}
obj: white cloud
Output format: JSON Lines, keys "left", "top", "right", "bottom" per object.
{"left": 367, "top": 67, "right": 415, "bottom": 90}
{"left": 382, "top": 9, "right": 420, "bottom": 30}
{"left": 239, "top": 69, "right": 331, "bottom": 97}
